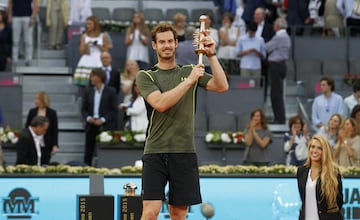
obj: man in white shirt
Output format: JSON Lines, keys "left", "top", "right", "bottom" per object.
{"left": 344, "top": 79, "right": 360, "bottom": 118}
{"left": 16, "top": 116, "right": 49, "bottom": 166}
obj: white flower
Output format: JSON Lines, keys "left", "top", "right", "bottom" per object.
{"left": 134, "top": 134, "right": 146, "bottom": 142}
{"left": 121, "top": 136, "right": 127, "bottom": 142}
{"left": 10, "top": 137, "right": 18, "bottom": 144}
{"left": 0, "top": 127, "right": 4, "bottom": 135}
{"left": 0, "top": 134, "right": 8, "bottom": 143}
{"left": 221, "top": 133, "right": 231, "bottom": 143}
{"left": 7, "top": 131, "right": 15, "bottom": 140}
{"left": 205, "top": 133, "right": 214, "bottom": 143}
{"left": 99, "top": 131, "right": 112, "bottom": 142}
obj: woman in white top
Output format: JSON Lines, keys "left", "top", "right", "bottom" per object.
{"left": 119, "top": 80, "right": 148, "bottom": 133}
{"left": 124, "top": 12, "right": 150, "bottom": 70}
{"left": 120, "top": 59, "right": 140, "bottom": 106}
{"left": 317, "top": 113, "right": 343, "bottom": 149}
{"left": 297, "top": 135, "right": 343, "bottom": 220}
{"left": 73, "top": 16, "right": 109, "bottom": 86}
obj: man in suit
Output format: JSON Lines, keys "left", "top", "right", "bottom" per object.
{"left": 242, "top": 0, "right": 266, "bottom": 24}
{"left": 16, "top": 116, "right": 49, "bottom": 166}
{"left": 100, "top": 51, "right": 120, "bottom": 94}
{"left": 287, "top": 0, "right": 310, "bottom": 35}
{"left": 81, "top": 68, "right": 118, "bottom": 166}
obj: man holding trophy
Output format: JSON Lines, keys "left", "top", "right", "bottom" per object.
{"left": 136, "top": 17, "right": 228, "bottom": 220}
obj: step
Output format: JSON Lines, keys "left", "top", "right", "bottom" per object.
{"left": 39, "top": 49, "right": 66, "bottom": 59}
{"left": 15, "top": 65, "right": 72, "bottom": 74}
{"left": 23, "top": 82, "right": 78, "bottom": 94}
{"left": 59, "top": 131, "right": 85, "bottom": 143}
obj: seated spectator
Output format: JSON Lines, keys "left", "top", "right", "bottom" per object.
{"left": 73, "top": 16, "right": 109, "bottom": 87}
{"left": 317, "top": 113, "right": 343, "bottom": 149}
{"left": 16, "top": 116, "right": 49, "bottom": 166}
{"left": 0, "top": 10, "right": 12, "bottom": 71}
{"left": 284, "top": 115, "right": 310, "bottom": 166}
{"left": 173, "top": 12, "right": 187, "bottom": 42}
{"left": 120, "top": 59, "right": 139, "bottom": 107}
{"left": 344, "top": 79, "right": 360, "bottom": 118}
{"left": 243, "top": 108, "right": 272, "bottom": 166}
{"left": 350, "top": 104, "right": 360, "bottom": 130}
{"left": 311, "top": 76, "right": 344, "bottom": 131}
{"left": 119, "top": 80, "right": 148, "bottom": 133}
{"left": 334, "top": 118, "right": 360, "bottom": 167}
{"left": 176, "top": 26, "right": 198, "bottom": 65}
{"left": 217, "top": 12, "right": 240, "bottom": 75}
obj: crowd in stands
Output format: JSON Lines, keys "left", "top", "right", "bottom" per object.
{"left": 0, "top": 0, "right": 360, "bottom": 167}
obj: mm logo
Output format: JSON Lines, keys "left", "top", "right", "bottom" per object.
{"left": 2, "top": 188, "right": 39, "bottom": 219}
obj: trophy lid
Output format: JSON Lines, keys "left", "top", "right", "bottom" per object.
{"left": 123, "top": 182, "right": 137, "bottom": 190}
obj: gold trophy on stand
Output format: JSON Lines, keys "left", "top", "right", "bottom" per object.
{"left": 194, "top": 15, "right": 208, "bottom": 65}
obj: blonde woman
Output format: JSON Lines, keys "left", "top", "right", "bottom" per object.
{"left": 25, "top": 91, "right": 58, "bottom": 165}
{"left": 124, "top": 12, "right": 150, "bottom": 70}
{"left": 334, "top": 118, "right": 360, "bottom": 167}
{"left": 317, "top": 113, "right": 343, "bottom": 149}
{"left": 120, "top": 59, "right": 140, "bottom": 107}
{"left": 297, "top": 134, "right": 343, "bottom": 220}
{"left": 173, "top": 12, "right": 186, "bottom": 42}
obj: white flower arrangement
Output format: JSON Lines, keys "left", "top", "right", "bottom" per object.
{"left": 97, "top": 130, "right": 145, "bottom": 146}
{"left": 205, "top": 131, "right": 244, "bottom": 144}
{"left": 0, "top": 126, "right": 20, "bottom": 144}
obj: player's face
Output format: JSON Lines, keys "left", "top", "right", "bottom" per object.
{"left": 153, "top": 31, "right": 178, "bottom": 60}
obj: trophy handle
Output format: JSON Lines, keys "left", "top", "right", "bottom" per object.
{"left": 195, "top": 15, "right": 208, "bottom": 65}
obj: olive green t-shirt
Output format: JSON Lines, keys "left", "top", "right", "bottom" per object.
{"left": 136, "top": 64, "right": 212, "bottom": 154}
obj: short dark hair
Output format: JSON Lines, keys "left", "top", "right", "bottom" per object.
{"left": 288, "top": 115, "right": 304, "bottom": 131}
{"left": 90, "top": 68, "right": 106, "bottom": 83}
{"left": 247, "top": 21, "right": 258, "bottom": 32}
{"left": 350, "top": 104, "right": 360, "bottom": 119}
{"left": 30, "top": 116, "right": 49, "bottom": 127}
{"left": 320, "top": 76, "right": 335, "bottom": 91}
{"left": 353, "top": 79, "right": 360, "bottom": 93}
{"left": 151, "top": 23, "right": 177, "bottom": 42}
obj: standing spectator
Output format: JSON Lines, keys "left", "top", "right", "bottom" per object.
{"left": 243, "top": 108, "right": 272, "bottom": 166}
{"left": 344, "top": 79, "right": 360, "bottom": 118}
{"left": 235, "top": 21, "right": 265, "bottom": 81}
{"left": 0, "top": 10, "right": 12, "bottom": 71}
{"left": 45, "top": 0, "right": 69, "bottom": 50}
{"left": 25, "top": 91, "right": 59, "bottom": 165}
{"left": 73, "top": 16, "right": 109, "bottom": 87}
{"left": 242, "top": 0, "right": 266, "bottom": 24}
{"left": 100, "top": 51, "right": 120, "bottom": 94}
{"left": 201, "top": 12, "right": 219, "bottom": 74}
{"left": 323, "top": 0, "right": 344, "bottom": 37}
{"left": 297, "top": 135, "right": 344, "bottom": 220}
{"left": 284, "top": 115, "right": 310, "bottom": 166}
{"left": 312, "top": 76, "right": 344, "bottom": 131}
{"left": 16, "top": 116, "right": 49, "bottom": 166}
{"left": 176, "top": 26, "right": 198, "bottom": 65}
{"left": 120, "top": 59, "right": 139, "bottom": 107}
{"left": 119, "top": 80, "right": 148, "bottom": 133}
{"left": 286, "top": 0, "right": 310, "bottom": 35}
{"left": 317, "top": 113, "right": 343, "bottom": 149}
{"left": 213, "top": 0, "right": 238, "bottom": 24}
{"left": 233, "top": 0, "right": 246, "bottom": 34}
{"left": 69, "top": 0, "right": 91, "bottom": 24}
{"left": 136, "top": 23, "right": 228, "bottom": 220}
{"left": 334, "top": 118, "right": 360, "bottom": 167}
{"left": 173, "top": 12, "right": 187, "bottom": 42}
{"left": 124, "top": 12, "right": 150, "bottom": 70}
{"left": 336, "top": 0, "right": 360, "bottom": 36}
{"left": 81, "top": 68, "right": 117, "bottom": 166}
{"left": 7, "top": 0, "right": 39, "bottom": 66}
{"left": 265, "top": 17, "right": 291, "bottom": 124}
{"left": 307, "top": 0, "right": 326, "bottom": 29}
{"left": 217, "top": 12, "right": 240, "bottom": 75}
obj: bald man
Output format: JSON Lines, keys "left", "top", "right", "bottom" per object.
{"left": 100, "top": 51, "right": 120, "bottom": 94}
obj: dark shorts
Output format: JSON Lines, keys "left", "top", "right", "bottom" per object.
{"left": 141, "top": 153, "right": 202, "bottom": 206}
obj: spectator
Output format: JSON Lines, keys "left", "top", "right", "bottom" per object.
{"left": 311, "top": 76, "right": 344, "bottom": 131}
{"left": 233, "top": 0, "right": 246, "bottom": 34}
{"left": 243, "top": 108, "right": 272, "bottom": 166}
{"left": 286, "top": 0, "right": 310, "bottom": 35}
{"left": 307, "top": 0, "right": 326, "bottom": 29}
{"left": 7, "top": 0, "right": 39, "bottom": 66}
{"left": 25, "top": 91, "right": 59, "bottom": 165}
{"left": 124, "top": 12, "right": 150, "bottom": 70}
{"left": 242, "top": 0, "right": 266, "bottom": 24}
{"left": 334, "top": 118, "right": 360, "bottom": 167}
{"left": 120, "top": 59, "right": 139, "bottom": 107}
{"left": 323, "top": 0, "right": 344, "bottom": 37}
{"left": 235, "top": 21, "right": 265, "bottom": 82}
{"left": 81, "top": 68, "right": 117, "bottom": 166}
{"left": 265, "top": 17, "right": 291, "bottom": 124}
{"left": 217, "top": 12, "right": 240, "bottom": 75}
{"left": 16, "top": 116, "right": 49, "bottom": 166}
{"left": 45, "top": 0, "right": 69, "bottom": 50}
{"left": 176, "top": 26, "right": 198, "bottom": 65}
{"left": 0, "top": 10, "right": 12, "bottom": 71}
{"left": 254, "top": 7, "right": 275, "bottom": 43}
{"left": 297, "top": 135, "right": 344, "bottom": 220}
{"left": 73, "top": 16, "right": 109, "bottom": 87}
{"left": 317, "top": 113, "right": 343, "bottom": 149}
{"left": 201, "top": 12, "right": 219, "bottom": 73}
{"left": 100, "top": 51, "right": 120, "bottom": 94}
{"left": 350, "top": 104, "right": 360, "bottom": 126}
{"left": 344, "top": 79, "right": 360, "bottom": 118}
{"left": 119, "top": 80, "right": 148, "bottom": 133}
{"left": 336, "top": 0, "right": 360, "bottom": 36}
{"left": 173, "top": 12, "right": 187, "bottom": 42}
{"left": 284, "top": 115, "right": 310, "bottom": 166}
{"left": 69, "top": 0, "right": 91, "bottom": 24}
